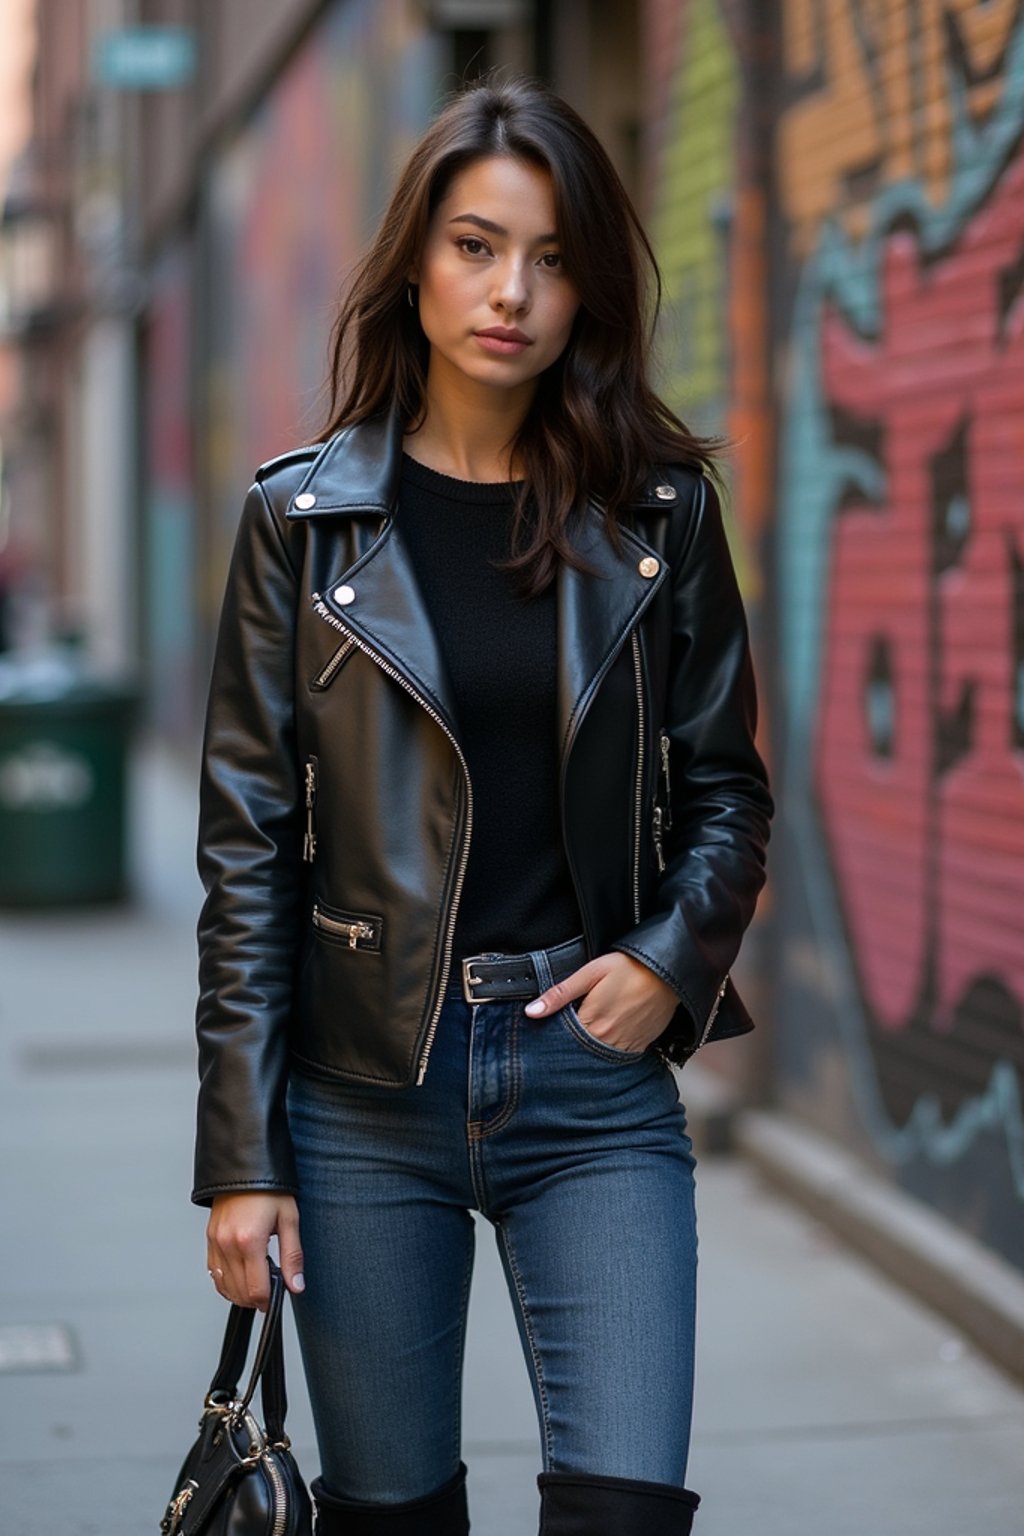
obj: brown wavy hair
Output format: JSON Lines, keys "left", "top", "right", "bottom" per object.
{"left": 320, "top": 75, "right": 724, "bottom": 595}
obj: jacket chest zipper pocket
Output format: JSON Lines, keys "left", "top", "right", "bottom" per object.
{"left": 303, "top": 756, "right": 318, "bottom": 863}
{"left": 652, "top": 729, "right": 673, "bottom": 873}
{"left": 310, "top": 636, "right": 356, "bottom": 691}
{"left": 312, "top": 903, "right": 383, "bottom": 951}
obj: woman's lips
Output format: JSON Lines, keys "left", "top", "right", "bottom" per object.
{"left": 473, "top": 330, "right": 533, "bottom": 355}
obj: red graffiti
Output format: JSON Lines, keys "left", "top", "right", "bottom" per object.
{"left": 814, "top": 150, "right": 1024, "bottom": 1036}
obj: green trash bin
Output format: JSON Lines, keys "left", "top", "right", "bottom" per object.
{"left": 0, "top": 651, "right": 139, "bottom": 906}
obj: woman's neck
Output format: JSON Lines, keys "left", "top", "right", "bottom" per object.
{"left": 404, "top": 357, "right": 535, "bottom": 482}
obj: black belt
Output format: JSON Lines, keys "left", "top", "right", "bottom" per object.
{"left": 460, "top": 936, "right": 588, "bottom": 1004}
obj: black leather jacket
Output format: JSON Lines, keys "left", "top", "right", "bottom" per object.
{"left": 192, "top": 409, "right": 773, "bottom": 1205}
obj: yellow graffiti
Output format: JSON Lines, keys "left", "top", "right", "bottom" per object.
{"left": 651, "top": 0, "right": 739, "bottom": 413}
{"left": 649, "top": 0, "right": 768, "bottom": 597}
{"left": 780, "top": 0, "right": 1020, "bottom": 250}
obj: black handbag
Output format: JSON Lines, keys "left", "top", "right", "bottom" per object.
{"left": 161, "top": 1258, "right": 313, "bottom": 1535}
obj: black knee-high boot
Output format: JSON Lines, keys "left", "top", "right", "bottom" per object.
{"left": 310, "top": 1461, "right": 469, "bottom": 1534}
{"left": 537, "top": 1471, "right": 700, "bottom": 1535}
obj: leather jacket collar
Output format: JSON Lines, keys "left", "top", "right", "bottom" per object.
{"left": 284, "top": 406, "right": 670, "bottom": 755}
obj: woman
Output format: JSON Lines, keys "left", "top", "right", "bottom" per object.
{"left": 194, "top": 77, "right": 772, "bottom": 1536}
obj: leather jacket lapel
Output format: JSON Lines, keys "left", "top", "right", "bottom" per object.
{"left": 320, "top": 520, "right": 462, "bottom": 739}
{"left": 290, "top": 406, "right": 462, "bottom": 736}
{"left": 291, "top": 408, "right": 667, "bottom": 755}
{"left": 556, "top": 503, "right": 667, "bottom": 757}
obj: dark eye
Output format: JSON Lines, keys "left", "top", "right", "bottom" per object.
{"left": 539, "top": 251, "right": 563, "bottom": 270}
{"left": 457, "top": 236, "right": 489, "bottom": 256}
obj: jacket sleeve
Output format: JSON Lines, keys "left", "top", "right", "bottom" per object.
{"left": 611, "top": 473, "right": 773, "bottom": 1053}
{"left": 192, "top": 478, "right": 302, "bottom": 1207}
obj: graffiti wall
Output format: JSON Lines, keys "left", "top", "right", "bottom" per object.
{"left": 778, "top": 2, "right": 1024, "bottom": 1267}
{"left": 645, "top": 0, "right": 772, "bottom": 595}
{"left": 643, "top": 0, "right": 775, "bottom": 1035}
{"left": 646, "top": 0, "right": 1024, "bottom": 1270}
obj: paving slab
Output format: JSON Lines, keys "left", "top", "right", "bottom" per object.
{"left": 688, "top": 1160, "right": 1024, "bottom": 1536}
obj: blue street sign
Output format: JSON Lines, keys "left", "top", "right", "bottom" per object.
{"left": 93, "top": 27, "right": 196, "bottom": 91}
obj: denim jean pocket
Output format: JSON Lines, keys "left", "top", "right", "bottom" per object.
{"left": 559, "top": 1003, "right": 649, "bottom": 1062}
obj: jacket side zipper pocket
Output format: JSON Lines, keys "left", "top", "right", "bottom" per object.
{"left": 303, "top": 756, "right": 318, "bottom": 863}
{"left": 652, "top": 729, "right": 673, "bottom": 873}
{"left": 311, "top": 903, "right": 382, "bottom": 951}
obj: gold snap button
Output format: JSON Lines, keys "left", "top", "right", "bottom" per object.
{"left": 333, "top": 584, "right": 356, "bottom": 606}
{"left": 294, "top": 492, "right": 317, "bottom": 510}
{"left": 654, "top": 484, "right": 676, "bottom": 501}
{"left": 638, "top": 556, "right": 660, "bottom": 578}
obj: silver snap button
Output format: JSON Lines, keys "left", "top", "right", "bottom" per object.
{"left": 294, "top": 492, "right": 317, "bottom": 510}
{"left": 638, "top": 556, "right": 660, "bottom": 578}
{"left": 333, "top": 584, "right": 356, "bottom": 606}
{"left": 654, "top": 484, "right": 676, "bottom": 501}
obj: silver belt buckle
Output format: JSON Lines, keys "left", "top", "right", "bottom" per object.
{"left": 462, "top": 955, "right": 487, "bottom": 1004}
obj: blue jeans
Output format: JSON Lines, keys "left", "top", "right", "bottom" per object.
{"left": 287, "top": 944, "right": 698, "bottom": 1503}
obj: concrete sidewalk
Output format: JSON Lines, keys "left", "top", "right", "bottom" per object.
{"left": 0, "top": 745, "right": 1021, "bottom": 1535}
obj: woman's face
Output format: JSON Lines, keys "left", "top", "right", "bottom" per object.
{"left": 413, "top": 155, "right": 580, "bottom": 401}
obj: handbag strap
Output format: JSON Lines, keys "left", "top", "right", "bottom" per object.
{"left": 207, "top": 1299, "right": 256, "bottom": 1401}
{"left": 258, "top": 1298, "right": 289, "bottom": 1444}
{"left": 205, "top": 1258, "right": 289, "bottom": 1442}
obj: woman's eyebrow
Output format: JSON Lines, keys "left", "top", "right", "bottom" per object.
{"left": 448, "top": 213, "right": 559, "bottom": 243}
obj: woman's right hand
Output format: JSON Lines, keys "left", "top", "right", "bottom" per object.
{"left": 206, "top": 1192, "right": 305, "bottom": 1311}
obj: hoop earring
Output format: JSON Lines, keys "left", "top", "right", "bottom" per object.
{"left": 407, "top": 283, "right": 416, "bottom": 308}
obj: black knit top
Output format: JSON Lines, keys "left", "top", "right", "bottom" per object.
{"left": 396, "top": 453, "right": 582, "bottom": 958}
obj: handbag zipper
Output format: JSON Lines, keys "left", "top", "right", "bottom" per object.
{"left": 312, "top": 904, "right": 377, "bottom": 949}
{"left": 263, "top": 1446, "right": 288, "bottom": 1536}
{"left": 630, "top": 630, "right": 645, "bottom": 924}
{"left": 238, "top": 1407, "right": 289, "bottom": 1536}
{"left": 312, "top": 594, "right": 472, "bottom": 1085}
{"left": 161, "top": 1481, "right": 197, "bottom": 1533}
{"left": 303, "top": 758, "right": 317, "bottom": 863}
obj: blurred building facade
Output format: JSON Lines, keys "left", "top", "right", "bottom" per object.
{"left": 2, "top": 0, "right": 1022, "bottom": 1278}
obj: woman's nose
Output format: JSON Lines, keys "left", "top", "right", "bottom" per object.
{"left": 491, "top": 258, "right": 530, "bottom": 314}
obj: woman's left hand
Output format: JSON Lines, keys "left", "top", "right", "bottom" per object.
{"left": 524, "top": 951, "right": 679, "bottom": 1053}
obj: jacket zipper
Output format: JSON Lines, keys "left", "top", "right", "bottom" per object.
{"left": 652, "top": 807, "right": 665, "bottom": 874}
{"left": 630, "top": 630, "right": 645, "bottom": 924}
{"left": 312, "top": 635, "right": 356, "bottom": 690}
{"left": 659, "top": 730, "right": 673, "bottom": 829}
{"left": 303, "top": 758, "right": 317, "bottom": 863}
{"left": 695, "top": 974, "right": 730, "bottom": 1051}
{"left": 651, "top": 715, "right": 729, "bottom": 1052}
{"left": 645, "top": 708, "right": 726, "bottom": 1053}
{"left": 312, "top": 905, "right": 377, "bottom": 950}
{"left": 312, "top": 595, "right": 472, "bottom": 1084}
{"left": 653, "top": 728, "right": 673, "bottom": 873}
{"left": 558, "top": 538, "right": 665, "bottom": 957}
